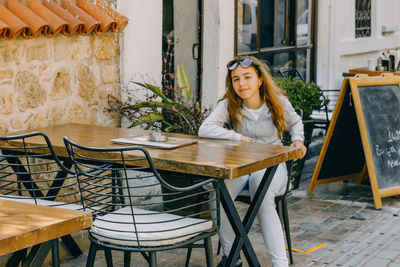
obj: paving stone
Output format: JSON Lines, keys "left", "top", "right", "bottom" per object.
{"left": 375, "top": 248, "right": 400, "bottom": 260}
{"left": 52, "top": 148, "right": 400, "bottom": 267}
{"left": 362, "top": 258, "right": 391, "bottom": 267}
{"left": 335, "top": 253, "right": 356, "bottom": 266}
{"left": 342, "top": 250, "right": 376, "bottom": 267}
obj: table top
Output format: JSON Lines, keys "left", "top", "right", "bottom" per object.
{"left": 9, "top": 123, "right": 301, "bottom": 179}
{"left": 0, "top": 199, "right": 92, "bottom": 256}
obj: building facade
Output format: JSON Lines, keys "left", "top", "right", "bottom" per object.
{"left": 118, "top": 0, "right": 400, "bottom": 112}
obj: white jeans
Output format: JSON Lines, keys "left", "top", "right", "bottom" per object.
{"left": 218, "top": 163, "right": 289, "bottom": 267}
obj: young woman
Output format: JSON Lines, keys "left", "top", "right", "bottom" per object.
{"left": 199, "top": 56, "right": 306, "bottom": 267}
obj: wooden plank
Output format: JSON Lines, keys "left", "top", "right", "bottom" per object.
{"left": 349, "top": 77, "right": 383, "bottom": 209}
{"left": 0, "top": 199, "right": 92, "bottom": 256}
{"left": 10, "top": 124, "right": 301, "bottom": 179}
{"left": 348, "top": 68, "right": 400, "bottom": 77}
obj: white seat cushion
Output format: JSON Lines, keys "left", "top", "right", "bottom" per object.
{"left": 0, "top": 194, "right": 83, "bottom": 210}
{"left": 91, "top": 206, "right": 213, "bottom": 247}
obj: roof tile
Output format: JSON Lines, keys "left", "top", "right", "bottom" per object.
{"left": 0, "top": 0, "right": 128, "bottom": 40}
{"left": 28, "top": 0, "right": 68, "bottom": 36}
{"left": 43, "top": 0, "right": 84, "bottom": 35}
{"left": 77, "top": 0, "right": 114, "bottom": 32}
{"left": 62, "top": 0, "right": 99, "bottom": 34}
{"left": 8, "top": 0, "right": 49, "bottom": 38}
{"left": 95, "top": 0, "right": 128, "bottom": 32}
{"left": 0, "top": 4, "right": 30, "bottom": 39}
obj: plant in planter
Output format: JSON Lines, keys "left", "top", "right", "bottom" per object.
{"left": 274, "top": 77, "right": 329, "bottom": 189}
{"left": 108, "top": 39, "right": 210, "bottom": 136}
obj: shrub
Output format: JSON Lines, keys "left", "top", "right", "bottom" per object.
{"left": 274, "top": 77, "right": 329, "bottom": 120}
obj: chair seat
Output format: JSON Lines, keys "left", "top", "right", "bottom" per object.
{"left": 91, "top": 206, "right": 213, "bottom": 247}
{"left": 0, "top": 194, "right": 83, "bottom": 210}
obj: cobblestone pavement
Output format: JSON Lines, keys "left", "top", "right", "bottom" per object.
{"left": 58, "top": 152, "right": 400, "bottom": 267}
{"left": 4, "top": 139, "right": 400, "bottom": 267}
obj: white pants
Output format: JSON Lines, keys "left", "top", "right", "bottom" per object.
{"left": 218, "top": 163, "right": 289, "bottom": 267}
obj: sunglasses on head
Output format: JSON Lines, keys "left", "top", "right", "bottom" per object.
{"left": 227, "top": 58, "right": 254, "bottom": 71}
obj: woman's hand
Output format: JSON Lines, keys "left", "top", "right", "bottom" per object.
{"left": 290, "top": 140, "right": 307, "bottom": 160}
{"left": 240, "top": 135, "right": 253, "bottom": 143}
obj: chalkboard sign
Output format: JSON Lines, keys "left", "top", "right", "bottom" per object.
{"left": 358, "top": 84, "right": 400, "bottom": 189}
{"left": 308, "top": 74, "right": 400, "bottom": 209}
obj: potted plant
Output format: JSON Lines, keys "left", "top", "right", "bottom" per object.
{"left": 274, "top": 77, "right": 329, "bottom": 189}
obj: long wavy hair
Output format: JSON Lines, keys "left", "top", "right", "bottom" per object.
{"left": 222, "top": 55, "right": 287, "bottom": 138}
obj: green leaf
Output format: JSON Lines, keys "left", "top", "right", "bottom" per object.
{"left": 123, "top": 101, "right": 172, "bottom": 110}
{"left": 133, "top": 82, "right": 172, "bottom": 103}
{"left": 176, "top": 65, "right": 191, "bottom": 102}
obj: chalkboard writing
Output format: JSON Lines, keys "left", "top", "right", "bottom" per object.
{"left": 318, "top": 87, "right": 365, "bottom": 180}
{"left": 358, "top": 84, "right": 400, "bottom": 189}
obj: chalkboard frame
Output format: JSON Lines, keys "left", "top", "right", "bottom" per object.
{"left": 308, "top": 74, "right": 400, "bottom": 209}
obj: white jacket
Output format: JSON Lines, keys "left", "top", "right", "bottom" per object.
{"left": 198, "top": 97, "right": 304, "bottom": 145}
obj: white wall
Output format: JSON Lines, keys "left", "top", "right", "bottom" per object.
{"left": 117, "top": 0, "right": 163, "bottom": 96}
{"left": 202, "top": 0, "right": 235, "bottom": 109}
{"left": 317, "top": 0, "right": 400, "bottom": 90}
{"left": 116, "top": 0, "right": 234, "bottom": 113}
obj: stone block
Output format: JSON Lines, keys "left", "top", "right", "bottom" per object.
{"left": 27, "top": 112, "right": 47, "bottom": 129}
{"left": 54, "top": 35, "right": 72, "bottom": 61}
{"left": 51, "top": 69, "right": 71, "bottom": 100}
{"left": 71, "top": 35, "right": 92, "bottom": 60}
{"left": 11, "top": 117, "right": 24, "bottom": 130}
{"left": 101, "top": 65, "right": 119, "bottom": 83}
{"left": 47, "top": 105, "right": 66, "bottom": 125}
{"left": 0, "top": 44, "right": 18, "bottom": 64}
{"left": 0, "top": 93, "right": 13, "bottom": 115}
{"left": 0, "top": 69, "right": 13, "bottom": 83}
{"left": 25, "top": 44, "right": 49, "bottom": 62}
{"left": 67, "top": 103, "right": 96, "bottom": 124}
{"left": 15, "top": 71, "right": 46, "bottom": 112}
{"left": 0, "top": 120, "right": 8, "bottom": 134}
{"left": 94, "top": 32, "right": 118, "bottom": 60}
{"left": 78, "top": 65, "right": 95, "bottom": 101}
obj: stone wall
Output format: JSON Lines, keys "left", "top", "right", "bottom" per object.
{"left": 0, "top": 31, "right": 121, "bottom": 134}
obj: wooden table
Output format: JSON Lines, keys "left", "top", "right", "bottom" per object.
{"left": 0, "top": 199, "right": 92, "bottom": 266}
{"left": 11, "top": 123, "right": 301, "bottom": 266}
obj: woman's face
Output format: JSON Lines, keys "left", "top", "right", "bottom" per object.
{"left": 230, "top": 65, "right": 262, "bottom": 106}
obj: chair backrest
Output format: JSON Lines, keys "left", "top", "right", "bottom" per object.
{"left": 0, "top": 132, "right": 81, "bottom": 208}
{"left": 275, "top": 67, "right": 305, "bottom": 82}
{"left": 63, "top": 137, "right": 219, "bottom": 248}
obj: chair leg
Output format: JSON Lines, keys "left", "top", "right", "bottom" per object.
{"left": 204, "top": 237, "right": 214, "bottom": 267}
{"left": 217, "top": 240, "right": 221, "bottom": 255}
{"left": 185, "top": 248, "right": 192, "bottom": 267}
{"left": 124, "top": 251, "right": 131, "bottom": 267}
{"left": 149, "top": 252, "right": 157, "bottom": 267}
{"left": 104, "top": 248, "right": 113, "bottom": 267}
{"left": 86, "top": 243, "right": 98, "bottom": 267}
{"left": 52, "top": 239, "right": 60, "bottom": 267}
{"left": 281, "top": 198, "right": 293, "bottom": 264}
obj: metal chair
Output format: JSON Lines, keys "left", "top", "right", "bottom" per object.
{"left": 63, "top": 137, "right": 219, "bottom": 267}
{"left": 275, "top": 67, "right": 306, "bottom": 82}
{"left": 0, "top": 132, "right": 84, "bottom": 266}
{"left": 218, "top": 161, "right": 295, "bottom": 264}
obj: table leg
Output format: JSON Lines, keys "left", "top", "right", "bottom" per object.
{"left": 219, "top": 165, "right": 278, "bottom": 267}
{"left": 22, "top": 240, "right": 55, "bottom": 267}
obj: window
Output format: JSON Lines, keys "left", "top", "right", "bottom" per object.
{"left": 355, "top": 0, "right": 371, "bottom": 38}
{"left": 235, "top": 0, "right": 314, "bottom": 82}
